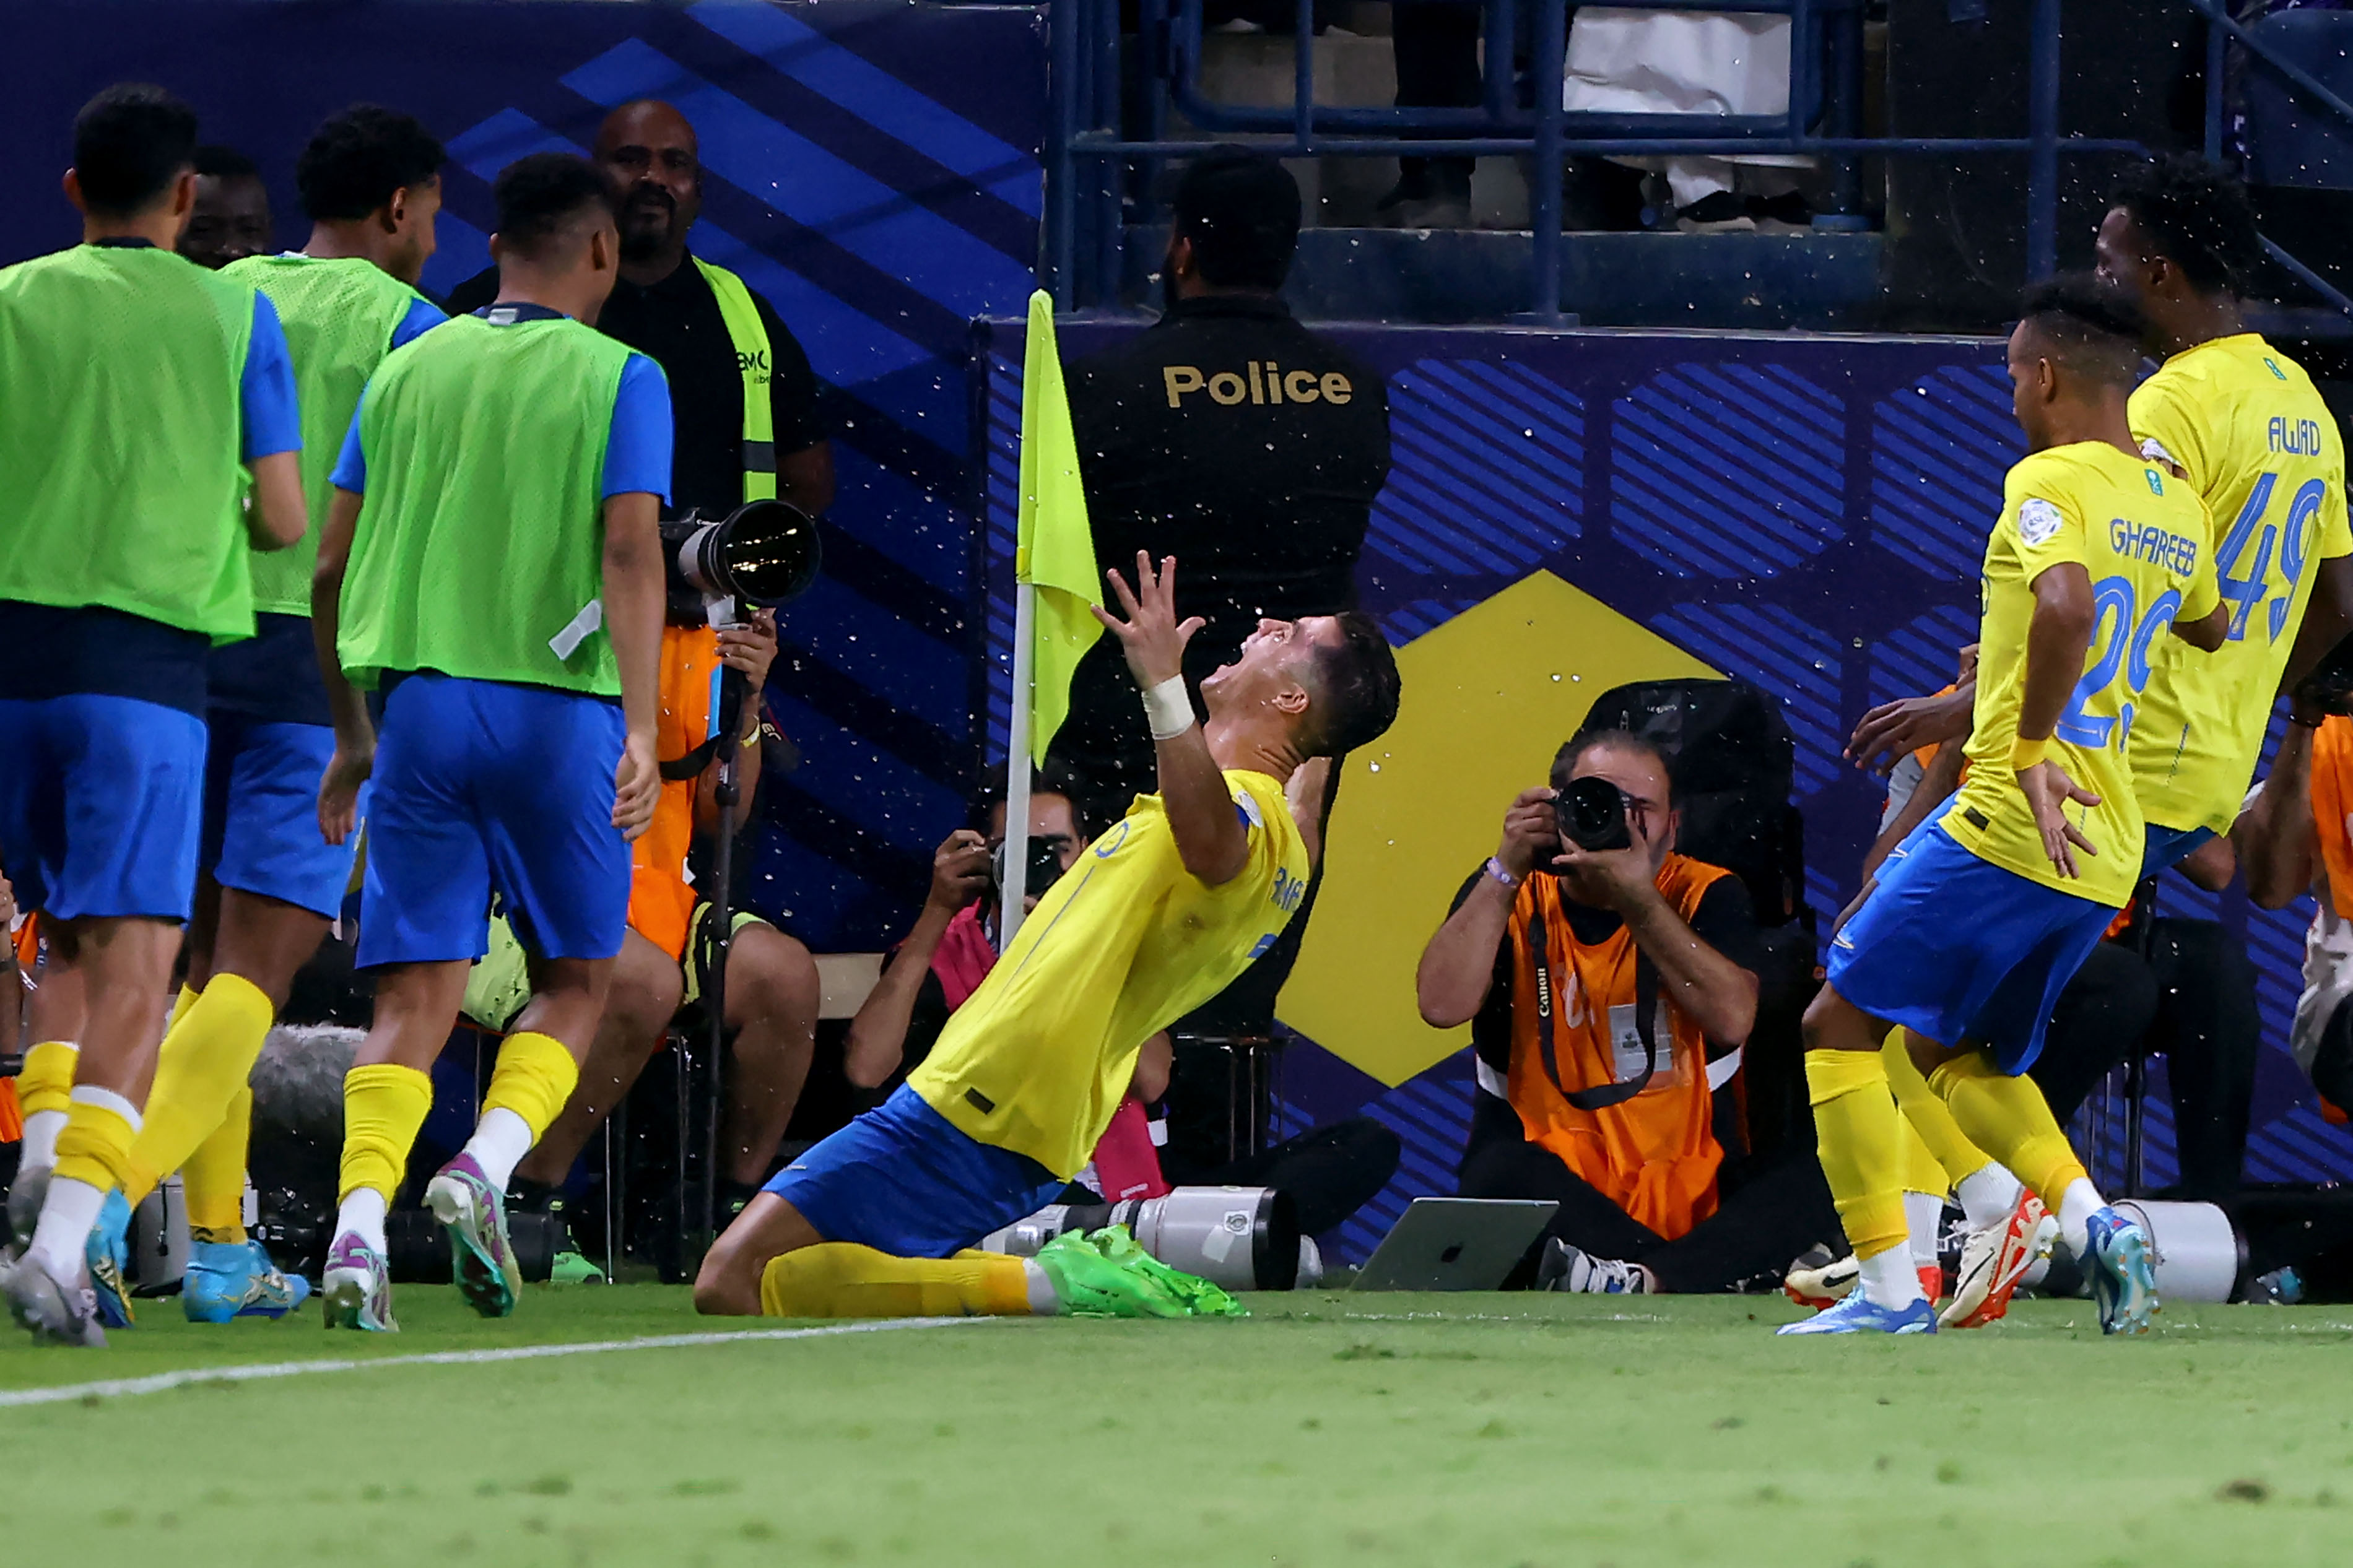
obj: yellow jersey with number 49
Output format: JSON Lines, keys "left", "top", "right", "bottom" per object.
{"left": 1942, "top": 441, "right": 2220, "bottom": 909}
{"left": 2128, "top": 334, "right": 2351, "bottom": 834}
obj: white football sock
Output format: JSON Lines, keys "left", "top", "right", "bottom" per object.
{"left": 25, "top": 1175, "right": 106, "bottom": 1283}
{"left": 19, "top": 1109, "right": 66, "bottom": 1171}
{"left": 459, "top": 1107, "right": 535, "bottom": 1195}
{"left": 1905, "top": 1192, "right": 1946, "bottom": 1264}
{"left": 1956, "top": 1163, "right": 2024, "bottom": 1230}
{"left": 1857, "top": 1245, "right": 1927, "bottom": 1310}
{"left": 2057, "top": 1178, "right": 2105, "bottom": 1260}
{"left": 1024, "top": 1259, "right": 1059, "bottom": 1315}
{"left": 335, "top": 1187, "right": 389, "bottom": 1256}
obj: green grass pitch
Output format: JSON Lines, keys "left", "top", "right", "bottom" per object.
{"left": 4, "top": 1287, "right": 2349, "bottom": 1566}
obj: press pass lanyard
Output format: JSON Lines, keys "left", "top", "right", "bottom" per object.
{"left": 1526, "top": 905, "right": 1663, "bottom": 1112}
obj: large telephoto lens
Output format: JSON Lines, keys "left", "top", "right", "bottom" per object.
{"left": 677, "top": 498, "right": 822, "bottom": 609}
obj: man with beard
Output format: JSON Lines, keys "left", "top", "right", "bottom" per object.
{"left": 444, "top": 100, "right": 830, "bottom": 521}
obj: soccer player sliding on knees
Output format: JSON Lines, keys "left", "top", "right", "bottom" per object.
{"left": 1789, "top": 275, "right": 2225, "bottom": 1336}
{"left": 692, "top": 554, "right": 1400, "bottom": 1320}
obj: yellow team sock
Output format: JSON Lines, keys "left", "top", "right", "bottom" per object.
{"left": 1926, "top": 1052, "right": 2089, "bottom": 1214}
{"left": 17, "top": 1040, "right": 79, "bottom": 1120}
{"left": 53, "top": 1086, "right": 141, "bottom": 1193}
{"left": 121, "top": 972, "right": 275, "bottom": 1205}
{"left": 760, "top": 1243, "right": 1036, "bottom": 1319}
{"left": 1898, "top": 1109, "right": 1949, "bottom": 1198}
{"left": 183, "top": 1087, "right": 253, "bottom": 1244}
{"left": 167, "top": 983, "right": 201, "bottom": 1031}
{"left": 1804, "top": 1048, "right": 1911, "bottom": 1262}
{"left": 481, "top": 1031, "right": 581, "bottom": 1145}
{"left": 1884, "top": 1026, "right": 1997, "bottom": 1189}
{"left": 338, "top": 1063, "right": 435, "bottom": 1206}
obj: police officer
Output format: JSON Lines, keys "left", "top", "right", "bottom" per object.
{"left": 1055, "top": 146, "right": 1390, "bottom": 833}
{"left": 445, "top": 98, "right": 831, "bottom": 521}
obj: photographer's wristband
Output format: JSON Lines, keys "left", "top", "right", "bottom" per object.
{"left": 1484, "top": 856, "right": 1521, "bottom": 890}
{"left": 1142, "top": 676, "right": 1194, "bottom": 741}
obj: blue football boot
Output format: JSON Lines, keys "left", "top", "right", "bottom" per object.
{"left": 2084, "top": 1207, "right": 2160, "bottom": 1336}
{"left": 83, "top": 1187, "right": 135, "bottom": 1329}
{"left": 184, "top": 1239, "right": 312, "bottom": 1323}
{"left": 1776, "top": 1291, "right": 1938, "bottom": 1336}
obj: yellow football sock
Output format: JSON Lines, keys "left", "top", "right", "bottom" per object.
{"left": 338, "top": 1063, "right": 435, "bottom": 1206}
{"left": 1927, "top": 1051, "right": 2088, "bottom": 1214}
{"left": 1898, "top": 1110, "right": 1949, "bottom": 1198}
{"left": 167, "top": 983, "right": 201, "bottom": 1031}
{"left": 482, "top": 1031, "right": 581, "bottom": 1143}
{"left": 183, "top": 1087, "right": 253, "bottom": 1244}
{"left": 54, "top": 1088, "right": 140, "bottom": 1193}
{"left": 1805, "top": 1048, "right": 1910, "bottom": 1263}
{"left": 1884, "top": 1026, "right": 1996, "bottom": 1189}
{"left": 760, "top": 1243, "right": 1035, "bottom": 1319}
{"left": 17, "top": 1040, "right": 79, "bottom": 1120}
{"left": 122, "top": 972, "right": 274, "bottom": 1205}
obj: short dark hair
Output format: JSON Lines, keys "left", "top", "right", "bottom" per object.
{"left": 970, "top": 761, "right": 1088, "bottom": 839}
{"left": 1303, "top": 613, "right": 1401, "bottom": 760}
{"left": 193, "top": 144, "right": 259, "bottom": 182}
{"left": 1551, "top": 728, "right": 1677, "bottom": 804}
{"left": 72, "top": 84, "right": 198, "bottom": 215}
{"left": 1172, "top": 147, "right": 1301, "bottom": 292}
{"left": 2111, "top": 154, "right": 2261, "bottom": 298}
{"left": 298, "top": 105, "right": 445, "bottom": 222}
{"left": 492, "top": 152, "right": 618, "bottom": 259}
{"left": 2017, "top": 272, "right": 2147, "bottom": 386}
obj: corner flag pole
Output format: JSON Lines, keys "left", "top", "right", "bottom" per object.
{"left": 1003, "top": 581, "right": 1037, "bottom": 951}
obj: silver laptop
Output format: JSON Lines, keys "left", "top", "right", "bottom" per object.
{"left": 1349, "top": 1198, "right": 1560, "bottom": 1291}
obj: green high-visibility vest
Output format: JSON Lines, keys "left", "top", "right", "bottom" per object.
{"left": 691, "top": 258, "right": 777, "bottom": 503}
{"left": 0, "top": 245, "right": 259, "bottom": 639}
{"left": 225, "top": 254, "right": 429, "bottom": 617}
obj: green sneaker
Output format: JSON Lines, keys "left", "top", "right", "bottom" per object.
{"left": 550, "top": 1249, "right": 606, "bottom": 1286}
{"left": 1089, "top": 1225, "right": 1248, "bottom": 1319}
{"left": 1034, "top": 1231, "right": 1189, "bottom": 1319}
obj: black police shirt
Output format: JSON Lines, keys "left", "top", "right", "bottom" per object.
{"left": 1067, "top": 293, "right": 1390, "bottom": 635}
{"left": 444, "top": 252, "right": 825, "bottom": 519}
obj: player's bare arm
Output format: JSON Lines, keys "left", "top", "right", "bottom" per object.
{"left": 2235, "top": 701, "right": 2323, "bottom": 910}
{"left": 2280, "top": 556, "right": 2353, "bottom": 692}
{"left": 243, "top": 448, "right": 308, "bottom": 550}
{"left": 2017, "top": 560, "right": 2102, "bottom": 878}
{"left": 2171, "top": 597, "right": 2229, "bottom": 651}
{"left": 1846, "top": 683, "right": 1974, "bottom": 775}
{"left": 1093, "top": 552, "right": 1251, "bottom": 886}
{"left": 311, "top": 485, "right": 373, "bottom": 846}
{"left": 601, "top": 490, "right": 666, "bottom": 842}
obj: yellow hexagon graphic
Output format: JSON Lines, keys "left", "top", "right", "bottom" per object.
{"left": 1277, "top": 570, "right": 1721, "bottom": 1086}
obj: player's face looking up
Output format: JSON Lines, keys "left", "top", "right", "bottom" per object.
{"left": 596, "top": 101, "right": 700, "bottom": 264}
{"left": 181, "top": 172, "right": 270, "bottom": 268}
{"left": 1200, "top": 614, "right": 1342, "bottom": 735}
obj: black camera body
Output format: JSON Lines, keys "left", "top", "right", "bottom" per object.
{"left": 1552, "top": 775, "right": 1633, "bottom": 852}
{"left": 661, "top": 498, "right": 822, "bottom": 625}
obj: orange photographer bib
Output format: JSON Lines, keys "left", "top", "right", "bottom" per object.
{"left": 1503, "top": 855, "right": 1730, "bottom": 1239}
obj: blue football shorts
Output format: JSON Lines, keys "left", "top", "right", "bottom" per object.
{"left": 1829, "top": 816, "right": 2117, "bottom": 1073}
{"left": 355, "top": 673, "right": 630, "bottom": 968}
{"left": 0, "top": 693, "right": 206, "bottom": 922}
{"left": 200, "top": 712, "right": 354, "bottom": 920}
{"left": 763, "top": 1084, "right": 1066, "bottom": 1258}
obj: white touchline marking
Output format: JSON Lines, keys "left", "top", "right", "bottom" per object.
{"left": 0, "top": 1315, "right": 993, "bottom": 1408}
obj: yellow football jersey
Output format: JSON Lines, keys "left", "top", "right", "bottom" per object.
{"left": 908, "top": 769, "right": 1310, "bottom": 1178}
{"left": 1942, "top": 441, "right": 2220, "bottom": 909}
{"left": 2128, "top": 334, "right": 2352, "bottom": 833}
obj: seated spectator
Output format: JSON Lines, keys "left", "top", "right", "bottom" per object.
{"left": 466, "top": 609, "right": 821, "bottom": 1264}
{"left": 1418, "top": 727, "right": 1838, "bottom": 1293}
{"left": 850, "top": 786, "right": 1399, "bottom": 1238}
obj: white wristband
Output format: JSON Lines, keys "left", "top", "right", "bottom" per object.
{"left": 1142, "top": 675, "right": 1194, "bottom": 741}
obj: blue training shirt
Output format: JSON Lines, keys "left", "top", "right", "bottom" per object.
{"left": 241, "top": 291, "right": 300, "bottom": 462}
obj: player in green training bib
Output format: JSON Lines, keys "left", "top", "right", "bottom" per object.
{"left": 0, "top": 85, "right": 307, "bottom": 1347}
{"left": 309, "top": 154, "right": 670, "bottom": 1333}
{"left": 79, "top": 107, "right": 454, "bottom": 1333}
{"left": 1790, "top": 277, "right": 2227, "bottom": 1341}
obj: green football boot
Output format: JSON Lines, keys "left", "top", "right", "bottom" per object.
{"left": 1087, "top": 1224, "right": 1248, "bottom": 1319}
{"left": 1034, "top": 1230, "right": 1189, "bottom": 1319}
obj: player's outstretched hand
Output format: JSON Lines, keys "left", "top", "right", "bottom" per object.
{"left": 2019, "top": 759, "right": 2099, "bottom": 878}
{"left": 1848, "top": 687, "right": 1973, "bottom": 775}
{"left": 614, "top": 730, "right": 660, "bottom": 841}
{"left": 1093, "top": 552, "right": 1204, "bottom": 691}
{"left": 318, "top": 741, "right": 373, "bottom": 847}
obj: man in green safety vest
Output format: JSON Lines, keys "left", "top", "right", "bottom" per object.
{"left": 444, "top": 99, "right": 830, "bottom": 1255}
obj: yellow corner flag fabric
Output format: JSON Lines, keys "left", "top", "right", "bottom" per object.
{"left": 1018, "top": 289, "right": 1102, "bottom": 764}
